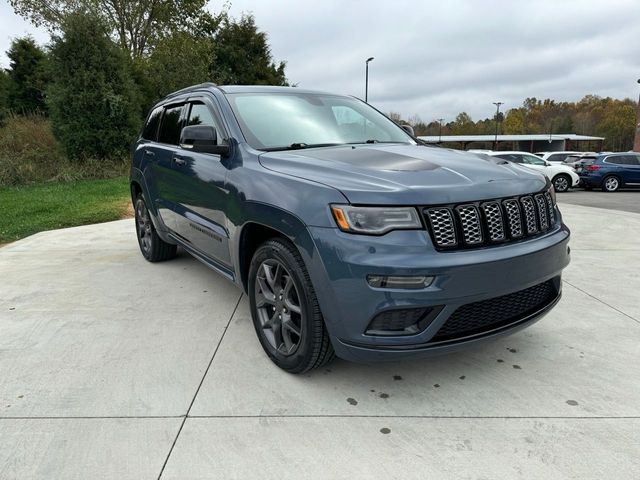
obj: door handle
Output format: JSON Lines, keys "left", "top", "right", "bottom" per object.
{"left": 144, "top": 149, "right": 155, "bottom": 157}
{"left": 173, "top": 156, "right": 187, "bottom": 167}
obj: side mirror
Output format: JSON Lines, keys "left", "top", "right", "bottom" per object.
{"left": 180, "top": 125, "right": 230, "bottom": 156}
{"left": 400, "top": 124, "right": 415, "bottom": 136}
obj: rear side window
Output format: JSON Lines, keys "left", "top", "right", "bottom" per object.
{"left": 606, "top": 156, "right": 629, "bottom": 165}
{"left": 496, "top": 154, "right": 523, "bottom": 163}
{"left": 142, "top": 107, "right": 162, "bottom": 141}
{"left": 629, "top": 155, "right": 640, "bottom": 166}
{"left": 548, "top": 153, "right": 568, "bottom": 162}
{"left": 158, "top": 105, "right": 184, "bottom": 145}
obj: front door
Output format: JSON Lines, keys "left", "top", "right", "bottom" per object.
{"left": 170, "top": 98, "right": 232, "bottom": 270}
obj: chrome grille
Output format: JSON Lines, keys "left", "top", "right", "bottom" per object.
{"left": 424, "top": 190, "right": 556, "bottom": 251}
{"left": 481, "top": 202, "right": 506, "bottom": 242}
{"left": 503, "top": 199, "right": 523, "bottom": 238}
{"left": 535, "top": 194, "right": 549, "bottom": 230}
{"left": 520, "top": 196, "right": 538, "bottom": 234}
{"left": 455, "top": 205, "right": 483, "bottom": 245}
{"left": 425, "top": 208, "right": 457, "bottom": 247}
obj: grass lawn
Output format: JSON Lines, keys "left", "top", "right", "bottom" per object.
{"left": 0, "top": 177, "right": 131, "bottom": 244}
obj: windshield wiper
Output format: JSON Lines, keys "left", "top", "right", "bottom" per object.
{"left": 263, "top": 142, "right": 343, "bottom": 152}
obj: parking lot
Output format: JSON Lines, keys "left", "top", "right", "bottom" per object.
{"left": 1, "top": 199, "right": 639, "bottom": 479}
{"left": 558, "top": 188, "right": 640, "bottom": 214}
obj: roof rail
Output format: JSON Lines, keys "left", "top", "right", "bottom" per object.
{"left": 164, "top": 82, "right": 218, "bottom": 99}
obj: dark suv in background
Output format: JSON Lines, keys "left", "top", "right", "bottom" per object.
{"left": 130, "top": 83, "right": 570, "bottom": 373}
{"left": 578, "top": 152, "right": 640, "bottom": 191}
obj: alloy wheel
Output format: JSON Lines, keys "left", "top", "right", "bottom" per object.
{"left": 604, "top": 177, "right": 619, "bottom": 192}
{"left": 254, "top": 259, "right": 303, "bottom": 356}
{"left": 554, "top": 176, "right": 569, "bottom": 192}
{"left": 135, "top": 200, "right": 153, "bottom": 254}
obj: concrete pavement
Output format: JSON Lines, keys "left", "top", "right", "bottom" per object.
{"left": 1, "top": 202, "right": 639, "bottom": 479}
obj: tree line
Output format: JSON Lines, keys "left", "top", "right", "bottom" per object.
{"left": 0, "top": 0, "right": 288, "bottom": 161}
{"left": 392, "top": 95, "right": 638, "bottom": 151}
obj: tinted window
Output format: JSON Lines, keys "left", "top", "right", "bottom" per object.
{"left": 606, "top": 156, "right": 628, "bottom": 165}
{"left": 548, "top": 153, "right": 568, "bottom": 162}
{"left": 158, "top": 105, "right": 184, "bottom": 145}
{"left": 495, "top": 154, "right": 523, "bottom": 163}
{"left": 627, "top": 155, "right": 640, "bottom": 166}
{"left": 142, "top": 107, "right": 162, "bottom": 141}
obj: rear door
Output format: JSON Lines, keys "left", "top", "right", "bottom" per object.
{"left": 169, "top": 97, "right": 232, "bottom": 269}
{"left": 148, "top": 103, "right": 186, "bottom": 230}
{"left": 621, "top": 154, "right": 640, "bottom": 183}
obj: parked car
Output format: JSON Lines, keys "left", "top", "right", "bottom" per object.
{"left": 131, "top": 84, "right": 570, "bottom": 372}
{"left": 482, "top": 151, "right": 580, "bottom": 192}
{"left": 578, "top": 152, "right": 640, "bottom": 191}
{"left": 536, "top": 151, "right": 591, "bottom": 164}
{"left": 563, "top": 153, "right": 598, "bottom": 170}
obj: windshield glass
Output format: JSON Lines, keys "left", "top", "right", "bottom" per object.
{"left": 226, "top": 92, "right": 414, "bottom": 150}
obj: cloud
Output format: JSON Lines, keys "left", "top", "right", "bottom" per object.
{"left": 224, "top": 0, "right": 640, "bottom": 121}
{"left": 2, "top": 0, "right": 638, "bottom": 122}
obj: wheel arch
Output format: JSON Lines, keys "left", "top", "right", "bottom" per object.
{"left": 233, "top": 202, "right": 320, "bottom": 294}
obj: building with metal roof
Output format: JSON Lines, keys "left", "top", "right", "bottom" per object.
{"left": 417, "top": 133, "right": 605, "bottom": 152}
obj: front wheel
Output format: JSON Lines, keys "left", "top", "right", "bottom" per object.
{"left": 552, "top": 174, "right": 571, "bottom": 193}
{"left": 248, "top": 238, "right": 334, "bottom": 373}
{"left": 602, "top": 176, "right": 620, "bottom": 192}
{"left": 134, "top": 194, "right": 177, "bottom": 262}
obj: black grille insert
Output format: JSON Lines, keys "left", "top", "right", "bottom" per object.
{"left": 424, "top": 190, "right": 556, "bottom": 251}
{"left": 430, "top": 280, "right": 557, "bottom": 342}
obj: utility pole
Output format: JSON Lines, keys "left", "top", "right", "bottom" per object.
{"left": 493, "top": 102, "right": 503, "bottom": 150}
{"left": 437, "top": 118, "right": 444, "bottom": 143}
{"left": 365, "top": 57, "right": 374, "bottom": 103}
{"left": 634, "top": 79, "right": 640, "bottom": 152}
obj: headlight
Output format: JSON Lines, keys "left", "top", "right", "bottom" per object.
{"left": 330, "top": 205, "right": 422, "bottom": 234}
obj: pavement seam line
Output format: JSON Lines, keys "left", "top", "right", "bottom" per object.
{"left": 563, "top": 280, "right": 640, "bottom": 326}
{"left": 185, "top": 415, "right": 640, "bottom": 420}
{"left": 156, "top": 292, "right": 244, "bottom": 480}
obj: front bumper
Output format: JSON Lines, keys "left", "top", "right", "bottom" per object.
{"left": 307, "top": 220, "right": 570, "bottom": 363}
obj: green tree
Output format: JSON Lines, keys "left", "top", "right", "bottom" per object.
{"left": 451, "top": 112, "right": 476, "bottom": 135}
{"left": 144, "top": 31, "right": 215, "bottom": 100}
{"left": 47, "top": 12, "right": 140, "bottom": 159}
{"left": 9, "top": 0, "right": 226, "bottom": 57}
{"left": 0, "top": 70, "right": 10, "bottom": 123}
{"left": 212, "top": 14, "right": 288, "bottom": 85}
{"left": 6, "top": 37, "right": 49, "bottom": 114}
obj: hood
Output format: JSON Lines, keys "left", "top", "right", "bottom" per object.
{"left": 259, "top": 144, "right": 547, "bottom": 205}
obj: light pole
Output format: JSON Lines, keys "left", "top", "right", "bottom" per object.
{"left": 365, "top": 57, "right": 374, "bottom": 103}
{"left": 634, "top": 79, "right": 640, "bottom": 153}
{"left": 437, "top": 118, "right": 444, "bottom": 143}
{"left": 493, "top": 101, "right": 503, "bottom": 150}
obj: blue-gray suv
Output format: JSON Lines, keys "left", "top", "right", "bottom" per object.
{"left": 130, "top": 84, "right": 570, "bottom": 373}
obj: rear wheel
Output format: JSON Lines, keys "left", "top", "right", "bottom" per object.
{"left": 248, "top": 238, "right": 335, "bottom": 373}
{"left": 552, "top": 174, "right": 571, "bottom": 193}
{"left": 602, "top": 176, "right": 620, "bottom": 192}
{"left": 134, "top": 194, "right": 177, "bottom": 262}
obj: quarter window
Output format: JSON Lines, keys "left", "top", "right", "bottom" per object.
{"left": 142, "top": 106, "right": 162, "bottom": 141}
{"left": 158, "top": 105, "right": 184, "bottom": 145}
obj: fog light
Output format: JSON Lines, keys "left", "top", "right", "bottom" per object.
{"left": 367, "top": 275, "right": 434, "bottom": 289}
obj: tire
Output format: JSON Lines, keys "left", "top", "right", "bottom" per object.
{"left": 248, "top": 237, "right": 335, "bottom": 373}
{"left": 602, "top": 175, "right": 620, "bottom": 192}
{"left": 552, "top": 174, "right": 571, "bottom": 193}
{"left": 134, "top": 194, "right": 177, "bottom": 262}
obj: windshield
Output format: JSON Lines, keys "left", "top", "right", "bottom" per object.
{"left": 226, "top": 92, "right": 415, "bottom": 150}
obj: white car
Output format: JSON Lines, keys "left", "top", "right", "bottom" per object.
{"left": 535, "top": 151, "right": 585, "bottom": 163}
{"left": 483, "top": 151, "right": 580, "bottom": 192}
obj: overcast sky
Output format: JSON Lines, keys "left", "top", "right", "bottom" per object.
{"left": 2, "top": 0, "right": 639, "bottom": 121}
